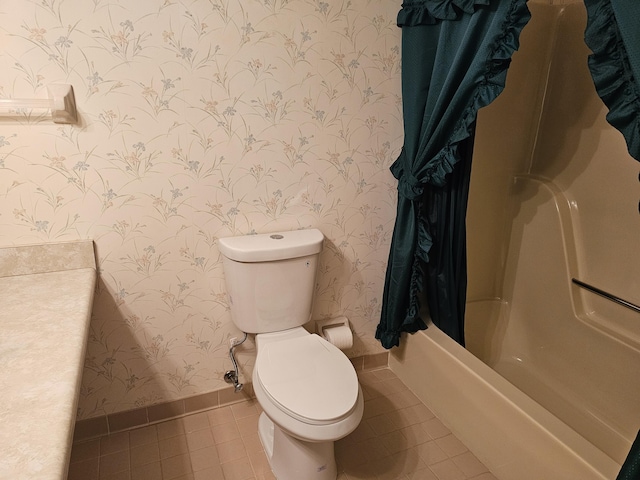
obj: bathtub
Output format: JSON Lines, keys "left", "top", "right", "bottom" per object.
{"left": 389, "top": 177, "right": 640, "bottom": 479}
{"left": 390, "top": 324, "right": 619, "bottom": 480}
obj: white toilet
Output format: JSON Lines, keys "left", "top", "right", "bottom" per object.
{"left": 218, "top": 228, "right": 364, "bottom": 480}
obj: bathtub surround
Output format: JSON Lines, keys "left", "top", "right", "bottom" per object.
{"left": 0, "top": 1, "right": 402, "bottom": 420}
{"left": 0, "top": 241, "right": 96, "bottom": 479}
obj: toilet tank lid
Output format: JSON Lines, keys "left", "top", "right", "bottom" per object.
{"left": 218, "top": 229, "right": 324, "bottom": 262}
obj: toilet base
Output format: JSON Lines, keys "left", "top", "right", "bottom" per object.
{"left": 258, "top": 412, "right": 338, "bottom": 480}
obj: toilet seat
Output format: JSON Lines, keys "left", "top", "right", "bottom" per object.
{"left": 255, "top": 334, "right": 359, "bottom": 425}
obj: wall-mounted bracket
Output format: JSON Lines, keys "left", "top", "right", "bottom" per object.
{"left": 47, "top": 84, "right": 77, "bottom": 124}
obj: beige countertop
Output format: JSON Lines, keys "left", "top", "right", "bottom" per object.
{"left": 0, "top": 241, "right": 96, "bottom": 480}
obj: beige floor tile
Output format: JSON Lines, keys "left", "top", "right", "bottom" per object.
{"left": 130, "top": 441, "right": 160, "bottom": 468}
{"left": 421, "top": 417, "right": 451, "bottom": 440}
{"left": 377, "top": 377, "right": 409, "bottom": 397}
{"left": 129, "top": 424, "right": 158, "bottom": 447}
{"left": 241, "top": 432, "right": 264, "bottom": 455}
{"left": 367, "top": 455, "right": 408, "bottom": 480}
{"left": 186, "top": 428, "right": 215, "bottom": 452}
{"left": 69, "top": 439, "right": 100, "bottom": 463}
{"left": 407, "top": 467, "right": 439, "bottom": 480}
{"left": 435, "top": 434, "right": 468, "bottom": 458}
{"left": 217, "top": 437, "right": 248, "bottom": 464}
{"left": 362, "top": 394, "right": 395, "bottom": 419}
{"left": 401, "top": 424, "right": 432, "bottom": 448}
{"left": 159, "top": 434, "right": 190, "bottom": 459}
{"left": 100, "top": 471, "right": 131, "bottom": 480}
{"left": 206, "top": 405, "right": 233, "bottom": 426}
{"left": 100, "top": 431, "right": 130, "bottom": 456}
{"left": 211, "top": 420, "right": 241, "bottom": 444}
{"left": 71, "top": 368, "right": 494, "bottom": 480}
{"left": 237, "top": 413, "right": 261, "bottom": 437}
{"left": 255, "top": 471, "right": 277, "bottom": 480}
{"left": 380, "top": 429, "right": 408, "bottom": 454}
{"left": 415, "top": 441, "right": 449, "bottom": 466}
{"left": 193, "top": 465, "right": 225, "bottom": 480}
{"left": 231, "top": 399, "right": 259, "bottom": 419}
{"left": 468, "top": 473, "right": 498, "bottom": 480}
{"left": 342, "top": 462, "right": 381, "bottom": 480}
{"left": 336, "top": 441, "right": 369, "bottom": 470}
{"left": 340, "top": 420, "right": 377, "bottom": 445}
{"left": 189, "top": 445, "right": 220, "bottom": 472}
{"left": 221, "top": 456, "right": 255, "bottom": 480}
{"left": 367, "top": 412, "right": 402, "bottom": 436}
{"left": 130, "top": 461, "right": 162, "bottom": 480}
{"left": 248, "top": 449, "right": 273, "bottom": 476}
{"left": 356, "top": 370, "right": 382, "bottom": 386}
{"left": 389, "top": 388, "right": 422, "bottom": 410}
{"left": 398, "top": 447, "right": 428, "bottom": 477}
{"left": 451, "top": 452, "right": 488, "bottom": 478}
{"left": 161, "top": 453, "right": 193, "bottom": 480}
{"left": 157, "top": 418, "right": 186, "bottom": 440}
{"left": 182, "top": 412, "right": 211, "bottom": 433}
{"left": 358, "top": 437, "right": 392, "bottom": 464}
{"left": 429, "top": 458, "right": 466, "bottom": 480}
{"left": 98, "top": 449, "right": 129, "bottom": 478}
{"left": 67, "top": 457, "right": 99, "bottom": 480}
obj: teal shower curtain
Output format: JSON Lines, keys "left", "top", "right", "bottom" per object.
{"left": 375, "top": 0, "right": 531, "bottom": 348}
{"left": 584, "top": 0, "right": 640, "bottom": 161}
{"left": 584, "top": 4, "right": 640, "bottom": 472}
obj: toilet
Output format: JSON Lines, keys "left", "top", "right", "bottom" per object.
{"left": 218, "top": 228, "right": 364, "bottom": 480}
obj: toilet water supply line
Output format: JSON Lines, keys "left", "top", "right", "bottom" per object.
{"left": 224, "top": 332, "right": 248, "bottom": 392}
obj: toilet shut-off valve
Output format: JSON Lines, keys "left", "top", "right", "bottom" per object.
{"left": 224, "top": 333, "right": 247, "bottom": 392}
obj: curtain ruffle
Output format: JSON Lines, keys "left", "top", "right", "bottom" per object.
{"left": 584, "top": 0, "right": 640, "bottom": 162}
{"left": 392, "top": 149, "right": 424, "bottom": 200}
{"left": 425, "top": 0, "right": 531, "bottom": 187}
{"left": 398, "top": 0, "right": 490, "bottom": 27}
{"left": 374, "top": 205, "right": 430, "bottom": 349}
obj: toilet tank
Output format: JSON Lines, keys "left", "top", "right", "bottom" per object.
{"left": 218, "top": 229, "right": 324, "bottom": 333}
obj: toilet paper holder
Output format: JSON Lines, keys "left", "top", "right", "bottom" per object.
{"left": 315, "top": 316, "right": 351, "bottom": 338}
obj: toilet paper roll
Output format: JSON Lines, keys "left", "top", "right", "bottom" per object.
{"left": 322, "top": 324, "right": 353, "bottom": 350}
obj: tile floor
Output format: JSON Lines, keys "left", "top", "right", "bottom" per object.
{"left": 68, "top": 368, "right": 497, "bottom": 480}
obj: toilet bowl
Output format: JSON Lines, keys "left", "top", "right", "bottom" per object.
{"left": 252, "top": 327, "right": 364, "bottom": 480}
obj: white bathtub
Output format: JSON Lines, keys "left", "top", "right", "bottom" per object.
{"left": 389, "top": 177, "right": 639, "bottom": 479}
{"left": 390, "top": 325, "right": 620, "bottom": 480}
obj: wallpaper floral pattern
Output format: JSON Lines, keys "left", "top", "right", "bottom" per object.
{"left": 0, "top": 0, "right": 402, "bottom": 419}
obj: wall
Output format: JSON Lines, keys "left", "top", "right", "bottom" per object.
{"left": 0, "top": 0, "right": 402, "bottom": 419}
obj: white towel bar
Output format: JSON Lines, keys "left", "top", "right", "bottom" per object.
{"left": 0, "top": 84, "right": 77, "bottom": 124}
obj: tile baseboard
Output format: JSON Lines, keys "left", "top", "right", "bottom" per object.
{"left": 74, "top": 351, "right": 388, "bottom": 442}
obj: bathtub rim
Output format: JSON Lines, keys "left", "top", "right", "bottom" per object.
{"left": 389, "top": 323, "right": 620, "bottom": 480}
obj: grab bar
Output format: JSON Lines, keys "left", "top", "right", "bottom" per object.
{"left": 572, "top": 278, "right": 640, "bottom": 314}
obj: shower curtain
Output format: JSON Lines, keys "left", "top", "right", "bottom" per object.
{"left": 583, "top": 2, "right": 640, "bottom": 473}
{"left": 375, "top": 0, "right": 531, "bottom": 349}
{"left": 584, "top": 0, "right": 640, "bottom": 162}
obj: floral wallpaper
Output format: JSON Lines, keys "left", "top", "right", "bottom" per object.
{"left": 0, "top": 0, "right": 402, "bottom": 419}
